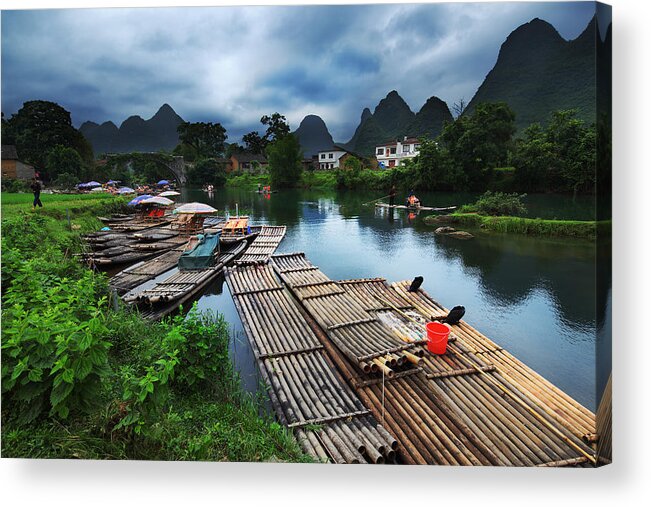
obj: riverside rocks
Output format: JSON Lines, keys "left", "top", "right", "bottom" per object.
{"left": 447, "top": 231, "right": 474, "bottom": 239}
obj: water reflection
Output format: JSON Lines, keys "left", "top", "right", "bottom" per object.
{"left": 183, "top": 187, "right": 604, "bottom": 410}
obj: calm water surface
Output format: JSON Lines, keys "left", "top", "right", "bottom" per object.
{"left": 185, "top": 187, "right": 606, "bottom": 411}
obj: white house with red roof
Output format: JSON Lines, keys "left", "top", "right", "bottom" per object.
{"left": 375, "top": 136, "right": 421, "bottom": 169}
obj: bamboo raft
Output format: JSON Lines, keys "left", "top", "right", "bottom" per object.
{"left": 271, "top": 253, "right": 423, "bottom": 375}
{"left": 124, "top": 240, "right": 247, "bottom": 320}
{"left": 225, "top": 264, "right": 398, "bottom": 464}
{"left": 388, "top": 279, "right": 596, "bottom": 441}
{"left": 82, "top": 235, "right": 188, "bottom": 267}
{"left": 319, "top": 276, "right": 596, "bottom": 466}
{"left": 234, "top": 225, "right": 287, "bottom": 265}
{"left": 375, "top": 203, "right": 457, "bottom": 212}
{"left": 109, "top": 246, "right": 188, "bottom": 295}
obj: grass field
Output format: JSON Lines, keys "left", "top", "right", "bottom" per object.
{"left": 1, "top": 192, "right": 128, "bottom": 219}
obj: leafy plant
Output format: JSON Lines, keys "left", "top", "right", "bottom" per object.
{"left": 462, "top": 190, "right": 527, "bottom": 216}
{"left": 1, "top": 267, "right": 112, "bottom": 423}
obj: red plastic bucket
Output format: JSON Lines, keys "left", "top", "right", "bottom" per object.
{"left": 426, "top": 322, "right": 450, "bottom": 354}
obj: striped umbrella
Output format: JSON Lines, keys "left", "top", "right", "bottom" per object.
{"left": 159, "top": 190, "right": 181, "bottom": 197}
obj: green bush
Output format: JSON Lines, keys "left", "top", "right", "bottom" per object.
{"left": 52, "top": 172, "right": 78, "bottom": 190}
{"left": 1, "top": 178, "right": 31, "bottom": 193}
{"left": 461, "top": 190, "right": 527, "bottom": 216}
{"left": 1, "top": 266, "right": 112, "bottom": 423}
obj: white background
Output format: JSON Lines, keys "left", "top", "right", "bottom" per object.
{"left": 1, "top": 0, "right": 649, "bottom": 505}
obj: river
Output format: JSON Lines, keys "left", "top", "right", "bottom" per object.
{"left": 182, "top": 187, "right": 607, "bottom": 411}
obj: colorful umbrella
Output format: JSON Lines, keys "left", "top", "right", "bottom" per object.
{"left": 118, "top": 187, "right": 135, "bottom": 194}
{"left": 159, "top": 190, "right": 180, "bottom": 197}
{"left": 127, "top": 194, "right": 154, "bottom": 206}
{"left": 86, "top": 181, "right": 101, "bottom": 188}
{"left": 157, "top": 179, "right": 170, "bottom": 186}
{"left": 141, "top": 196, "right": 174, "bottom": 206}
{"left": 173, "top": 202, "right": 217, "bottom": 214}
{"left": 106, "top": 180, "right": 120, "bottom": 186}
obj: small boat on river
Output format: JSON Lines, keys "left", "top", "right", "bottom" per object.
{"left": 123, "top": 236, "right": 246, "bottom": 320}
{"left": 375, "top": 203, "right": 457, "bottom": 212}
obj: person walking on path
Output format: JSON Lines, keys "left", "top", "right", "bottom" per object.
{"left": 31, "top": 177, "right": 43, "bottom": 209}
{"left": 388, "top": 184, "right": 396, "bottom": 207}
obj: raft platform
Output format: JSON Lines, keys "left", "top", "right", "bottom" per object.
{"left": 234, "top": 225, "right": 287, "bottom": 265}
{"left": 225, "top": 264, "right": 398, "bottom": 464}
{"left": 225, "top": 250, "right": 597, "bottom": 466}
{"left": 124, "top": 240, "right": 247, "bottom": 321}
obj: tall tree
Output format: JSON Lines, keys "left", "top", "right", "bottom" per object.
{"left": 6, "top": 100, "right": 94, "bottom": 171}
{"left": 242, "top": 113, "right": 291, "bottom": 154}
{"left": 512, "top": 124, "right": 556, "bottom": 191}
{"left": 176, "top": 121, "right": 227, "bottom": 159}
{"left": 242, "top": 131, "right": 266, "bottom": 154}
{"left": 266, "top": 134, "right": 302, "bottom": 188}
{"left": 261, "top": 113, "right": 290, "bottom": 142}
{"left": 46, "top": 145, "right": 84, "bottom": 181}
{"left": 439, "top": 102, "right": 516, "bottom": 190}
{"left": 225, "top": 142, "right": 245, "bottom": 158}
{"left": 187, "top": 158, "right": 227, "bottom": 187}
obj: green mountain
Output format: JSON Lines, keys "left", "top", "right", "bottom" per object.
{"left": 406, "top": 96, "right": 453, "bottom": 138}
{"left": 466, "top": 17, "right": 598, "bottom": 130}
{"left": 345, "top": 92, "right": 451, "bottom": 155}
{"left": 372, "top": 90, "right": 416, "bottom": 139}
{"left": 80, "top": 103, "right": 184, "bottom": 156}
{"left": 293, "top": 114, "right": 334, "bottom": 157}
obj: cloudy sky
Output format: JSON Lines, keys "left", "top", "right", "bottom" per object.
{"left": 1, "top": 2, "right": 599, "bottom": 142}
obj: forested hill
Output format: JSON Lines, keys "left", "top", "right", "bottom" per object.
{"left": 80, "top": 103, "right": 184, "bottom": 156}
{"left": 344, "top": 91, "right": 452, "bottom": 156}
{"left": 466, "top": 16, "right": 602, "bottom": 129}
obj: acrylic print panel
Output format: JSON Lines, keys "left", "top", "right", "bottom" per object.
{"left": 0, "top": 1, "right": 611, "bottom": 467}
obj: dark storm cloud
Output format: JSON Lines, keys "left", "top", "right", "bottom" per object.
{"left": 1, "top": 2, "right": 599, "bottom": 142}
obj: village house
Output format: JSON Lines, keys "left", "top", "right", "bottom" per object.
{"left": 317, "top": 145, "right": 355, "bottom": 170}
{"left": 375, "top": 136, "right": 421, "bottom": 169}
{"left": 228, "top": 153, "right": 268, "bottom": 174}
{"left": 1, "top": 145, "right": 35, "bottom": 180}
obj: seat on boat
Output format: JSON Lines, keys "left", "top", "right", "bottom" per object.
{"left": 172, "top": 213, "right": 205, "bottom": 233}
{"left": 223, "top": 217, "right": 250, "bottom": 237}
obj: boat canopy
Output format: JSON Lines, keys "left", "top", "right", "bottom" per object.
{"left": 178, "top": 233, "right": 221, "bottom": 270}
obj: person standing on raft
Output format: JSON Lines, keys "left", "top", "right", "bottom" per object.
{"left": 388, "top": 184, "right": 396, "bottom": 207}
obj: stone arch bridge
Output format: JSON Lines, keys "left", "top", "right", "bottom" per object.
{"left": 106, "top": 152, "right": 187, "bottom": 185}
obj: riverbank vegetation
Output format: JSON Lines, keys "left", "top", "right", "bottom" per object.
{"left": 424, "top": 191, "right": 596, "bottom": 239}
{"left": 0, "top": 194, "right": 310, "bottom": 461}
{"left": 331, "top": 104, "right": 601, "bottom": 196}
{"left": 430, "top": 213, "right": 597, "bottom": 239}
